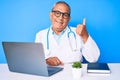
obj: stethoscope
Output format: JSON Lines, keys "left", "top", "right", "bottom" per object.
{"left": 46, "top": 26, "right": 77, "bottom": 51}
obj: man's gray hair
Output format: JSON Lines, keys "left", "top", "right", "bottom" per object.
{"left": 52, "top": 1, "right": 71, "bottom": 15}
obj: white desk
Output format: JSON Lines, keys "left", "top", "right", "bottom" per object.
{"left": 0, "top": 63, "right": 120, "bottom": 80}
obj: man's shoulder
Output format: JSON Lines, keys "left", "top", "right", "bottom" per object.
{"left": 69, "top": 26, "right": 76, "bottom": 28}
{"left": 36, "top": 28, "right": 49, "bottom": 34}
{"left": 69, "top": 26, "right": 76, "bottom": 31}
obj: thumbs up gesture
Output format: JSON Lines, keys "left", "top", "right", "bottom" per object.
{"left": 76, "top": 18, "right": 89, "bottom": 43}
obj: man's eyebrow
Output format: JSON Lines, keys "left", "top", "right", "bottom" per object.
{"left": 52, "top": 10, "right": 70, "bottom": 14}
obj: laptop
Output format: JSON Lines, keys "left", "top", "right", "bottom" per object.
{"left": 2, "top": 42, "right": 63, "bottom": 76}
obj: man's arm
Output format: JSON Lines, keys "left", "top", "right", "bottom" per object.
{"left": 76, "top": 18, "right": 100, "bottom": 62}
{"left": 76, "top": 18, "right": 89, "bottom": 43}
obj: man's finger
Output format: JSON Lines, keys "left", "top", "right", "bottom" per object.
{"left": 54, "top": 57, "right": 63, "bottom": 66}
{"left": 83, "top": 18, "right": 86, "bottom": 25}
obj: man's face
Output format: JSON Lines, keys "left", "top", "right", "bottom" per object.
{"left": 50, "top": 3, "right": 70, "bottom": 34}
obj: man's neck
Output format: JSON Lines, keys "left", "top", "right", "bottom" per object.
{"left": 51, "top": 27, "right": 67, "bottom": 35}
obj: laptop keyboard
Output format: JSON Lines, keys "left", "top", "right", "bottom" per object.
{"left": 47, "top": 66, "right": 63, "bottom": 75}
{"left": 48, "top": 66, "right": 59, "bottom": 72}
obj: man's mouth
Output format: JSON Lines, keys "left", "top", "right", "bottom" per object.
{"left": 56, "top": 20, "right": 63, "bottom": 24}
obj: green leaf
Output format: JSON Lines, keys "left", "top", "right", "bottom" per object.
{"left": 72, "top": 61, "right": 82, "bottom": 68}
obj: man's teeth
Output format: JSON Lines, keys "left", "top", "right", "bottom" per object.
{"left": 60, "top": 22, "right": 63, "bottom": 24}
{"left": 58, "top": 21, "right": 63, "bottom": 24}
{"left": 56, "top": 21, "right": 63, "bottom": 24}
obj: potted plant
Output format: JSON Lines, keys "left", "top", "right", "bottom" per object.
{"left": 72, "top": 61, "right": 82, "bottom": 79}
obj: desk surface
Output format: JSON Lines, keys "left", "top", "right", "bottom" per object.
{"left": 0, "top": 63, "right": 120, "bottom": 80}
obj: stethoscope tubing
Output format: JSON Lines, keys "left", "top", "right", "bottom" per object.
{"left": 46, "top": 26, "right": 77, "bottom": 50}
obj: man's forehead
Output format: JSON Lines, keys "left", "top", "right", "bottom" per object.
{"left": 53, "top": 3, "right": 70, "bottom": 12}
{"left": 54, "top": 3, "right": 68, "bottom": 8}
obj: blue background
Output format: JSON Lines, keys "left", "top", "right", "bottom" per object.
{"left": 0, "top": 0, "right": 120, "bottom": 63}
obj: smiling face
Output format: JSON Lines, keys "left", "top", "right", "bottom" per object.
{"left": 50, "top": 3, "right": 70, "bottom": 35}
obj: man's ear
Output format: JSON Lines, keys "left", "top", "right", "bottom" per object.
{"left": 68, "top": 16, "right": 71, "bottom": 22}
{"left": 69, "top": 16, "right": 71, "bottom": 21}
{"left": 50, "top": 12, "right": 52, "bottom": 20}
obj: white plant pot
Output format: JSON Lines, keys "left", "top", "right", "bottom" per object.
{"left": 72, "top": 68, "right": 82, "bottom": 79}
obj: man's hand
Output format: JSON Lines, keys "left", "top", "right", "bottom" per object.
{"left": 76, "top": 18, "right": 89, "bottom": 43}
{"left": 46, "top": 57, "right": 64, "bottom": 66}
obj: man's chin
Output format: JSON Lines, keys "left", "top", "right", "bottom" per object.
{"left": 54, "top": 24, "right": 63, "bottom": 28}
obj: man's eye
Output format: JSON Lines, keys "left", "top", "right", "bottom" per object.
{"left": 64, "top": 14, "right": 69, "bottom": 17}
{"left": 56, "top": 12, "right": 60, "bottom": 15}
